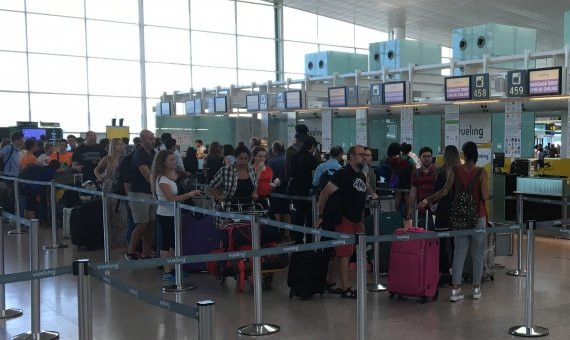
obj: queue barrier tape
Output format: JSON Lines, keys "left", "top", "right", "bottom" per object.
{"left": 522, "top": 196, "right": 569, "bottom": 206}
{"left": 0, "top": 265, "right": 73, "bottom": 284}
{"left": 533, "top": 224, "right": 570, "bottom": 235}
{"left": 269, "top": 193, "right": 314, "bottom": 201}
{"left": 258, "top": 218, "right": 351, "bottom": 240}
{"left": 54, "top": 183, "right": 103, "bottom": 197}
{"left": 90, "top": 269, "right": 199, "bottom": 320}
{"left": 365, "top": 225, "right": 521, "bottom": 243}
{"left": 2, "top": 211, "right": 31, "bottom": 227}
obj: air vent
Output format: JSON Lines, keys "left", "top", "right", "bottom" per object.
{"left": 307, "top": 61, "right": 313, "bottom": 70}
{"left": 477, "top": 36, "right": 486, "bottom": 48}
{"left": 459, "top": 39, "right": 467, "bottom": 51}
{"left": 318, "top": 60, "right": 324, "bottom": 69}
{"left": 374, "top": 52, "right": 380, "bottom": 61}
{"left": 387, "top": 50, "right": 394, "bottom": 60}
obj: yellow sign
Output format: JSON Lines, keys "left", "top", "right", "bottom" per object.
{"left": 106, "top": 126, "right": 130, "bottom": 139}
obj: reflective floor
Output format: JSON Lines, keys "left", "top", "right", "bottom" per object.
{"left": 2, "top": 223, "right": 570, "bottom": 340}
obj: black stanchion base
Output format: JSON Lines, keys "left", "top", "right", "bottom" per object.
{"left": 508, "top": 325, "right": 549, "bottom": 337}
{"left": 368, "top": 283, "right": 388, "bottom": 292}
{"left": 0, "top": 308, "right": 23, "bottom": 319}
{"left": 507, "top": 269, "right": 527, "bottom": 277}
{"left": 42, "top": 243, "right": 68, "bottom": 250}
{"left": 237, "top": 323, "right": 280, "bottom": 336}
{"left": 7, "top": 229, "right": 28, "bottom": 235}
{"left": 161, "top": 284, "right": 196, "bottom": 293}
{"left": 12, "top": 330, "right": 59, "bottom": 339}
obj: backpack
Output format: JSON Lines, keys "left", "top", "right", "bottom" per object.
{"left": 112, "top": 152, "right": 134, "bottom": 195}
{"left": 0, "top": 145, "right": 15, "bottom": 173}
{"left": 317, "top": 168, "right": 336, "bottom": 196}
{"left": 450, "top": 167, "right": 482, "bottom": 230}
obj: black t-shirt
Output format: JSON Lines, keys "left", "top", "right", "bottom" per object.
{"left": 130, "top": 148, "right": 155, "bottom": 193}
{"left": 71, "top": 143, "right": 106, "bottom": 182}
{"left": 291, "top": 150, "right": 319, "bottom": 196}
{"left": 205, "top": 155, "right": 225, "bottom": 183}
{"left": 330, "top": 165, "right": 367, "bottom": 223}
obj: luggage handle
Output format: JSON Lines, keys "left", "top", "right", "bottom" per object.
{"left": 414, "top": 209, "right": 429, "bottom": 231}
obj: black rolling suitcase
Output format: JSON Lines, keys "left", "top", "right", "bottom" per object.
{"left": 70, "top": 199, "right": 104, "bottom": 250}
{"left": 287, "top": 249, "right": 329, "bottom": 300}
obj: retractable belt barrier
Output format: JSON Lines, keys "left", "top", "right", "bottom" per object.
{"left": 269, "top": 192, "right": 314, "bottom": 201}
{"left": 2, "top": 211, "right": 31, "bottom": 227}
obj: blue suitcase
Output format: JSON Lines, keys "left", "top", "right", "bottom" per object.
{"left": 181, "top": 214, "right": 219, "bottom": 272}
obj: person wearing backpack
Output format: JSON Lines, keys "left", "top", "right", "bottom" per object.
{"left": 386, "top": 143, "right": 413, "bottom": 215}
{"left": 312, "top": 146, "right": 343, "bottom": 193}
{"left": 419, "top": 141, "right": 489, "bottom": 302}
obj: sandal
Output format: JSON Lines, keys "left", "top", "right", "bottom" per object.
{"left": 341, "top": 287, "right": 357, "bottom": 299}
{"left": 326, "top": 282, "right": 338, "bottom": 293}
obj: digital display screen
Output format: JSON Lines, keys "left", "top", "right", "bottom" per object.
{"left": 155, "top": 103, "right": 162, "bottom": 116}
{"left": 382, "top": 82, "right": 406, "bottom": 104}
{"left": 185, "top": 100, "right": 195, "bottom": 115}
{"left": 528, "top": 67, "right": 562, "bottom": 96}
{"left": 160, "top": 102, "right": 171, "bottom": 115}
{"left": 285, "top": 90, "right": 302, "bottom": 109}
{"left": 246, "top": 94, "right": 260, "bottom": 112}
{"left": 328, "top": 86, "right": 347, "bottom": 107}
{"left": 22, "top": 128, "right": 46, "bottom": 140}
{"left": 445, "top": 76, "right": 472, "bottom": 101}
{"left": 214, "top": 96, "right": 227, "bottom": 113}
{"left": 506, "top": 70, "right": 529, "bottom": 97}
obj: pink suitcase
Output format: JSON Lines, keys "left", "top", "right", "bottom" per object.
{"left": 387, "top": 227, "right": 440, "bottom": 303}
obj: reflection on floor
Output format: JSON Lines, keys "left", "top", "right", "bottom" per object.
{"left": 2, "top": 223, "right": 570, "bottom": 340}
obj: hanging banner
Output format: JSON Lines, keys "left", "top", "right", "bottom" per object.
{"left": 505, "top": 101, "right": 522, "bottom": 158}
{"left": 400, "top": 107, "right": 413, "bottom": 145}
{"left": 286, "top": 112, "right": 297, "bottom": 147}
{"left": 321, "top": 110, "right": 332, "bottom": 153}
{"left": 303, "top": 118, "right": 322, "bottom": 144}
{"left": 459, "top": 113, "right": 491, "bottom": 146}
{"left": 444, "top": 105, "right": 460, "bottom": 148}
{"left": 355, "top": 109, "right": 368, "bottom": 147}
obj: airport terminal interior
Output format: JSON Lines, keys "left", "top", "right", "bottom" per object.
{"left": 2, "top": 0, "right": 570, "bottom": 339}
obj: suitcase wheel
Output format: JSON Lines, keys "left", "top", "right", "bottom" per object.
{"left": 289, "top": 289, "right": 294, "bottom": 299}
{"left": 420, "top": 297, "right": 427, "bottom": 304}
{"left": 490, "top": 275, "right": 494, "bottom": 281}
{"left": 389, "top": 293, "right": 395, "bottom": 299}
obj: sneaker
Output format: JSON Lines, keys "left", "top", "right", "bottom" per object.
{"left": 472, "top": 287, "right": 481, "bottom": 300}
{"left": 162, "top": 272, "right": 176, "bottom": 282}
{"left": 124, "top": 253, "right": 138, "bottom": 261}
{"left": 450, "top": 288, "right": 464, "bottom": 302}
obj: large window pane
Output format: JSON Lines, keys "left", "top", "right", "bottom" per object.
{"left": 144, "top": 26, "right": 190, "bottom": 64}
{"left": 145, "top": 62, "right": 191, "bottom": 97}
{"left": 86, "top": 0, "right": 138, "bottom": 23}
{"left": 191, "top": 31, "right": 236, "bottom": 68}
{"left": 146, "top": 99, "right": 158, "bottom": 132}
{"left": 27, "top": 0, "right": 84, "bottom": 17}
{"left": 355, "top": 25, "right": 388, "bottom": 48}
{"left": 88, "top": 59, "right": 141, "bottom": 97}
{"left": 0, "top": 92, "right": 28, "bottom": 127}
{"left": 284, "top": 7, "right": 317, "bottom": 43}
{"left": 191, "top": 0, "right": 235, "bottom": 34}
{"left": 0, "top": 11, "right": 26, "bottom": 51}
{"left": 0, "top": 52, "right": 28, "bottom": 91}
{"left": 27, "top": 14, "right": 86, "bottom": 56}
{"left": 284, "top": 41, "right": 318, "bottom": 74}
{"left": 238, "top": 70, "right": 275, "bottom": 86}
{"left": 237, "top": 37, "right": 275, "bottom": 71}
{"left": 87, "top": 20, "right": 139, "bottom": 60}
{"left": 317, "top": 15, "right": 354, "bottom": 47}
{"left": 319, "top": 45, "right": 355, "bottom": 53}
{"left": 30, "top": 94, "right": 88, "bottom": 132}
{"left": 192, "top": 66, "right": 237, "bottom": 89}
{"left": 28, "top": 54, "right": 87, "bottom": 94}
{"left": 89, "top": 96, "right": 142, "bottom": 133}
{"left": 144, "top": 0, "right": 189, "bottom": 29}
{"left": 0, "top": 0, "right": 24, "bottom": 11}
{"left": 237, "top": 2, "right": 274, "bottom": 38}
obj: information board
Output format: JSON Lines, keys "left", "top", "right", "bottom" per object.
{"left": 285, "top": 90, "right": 302, "bottom": 110}
{"left": 528, "top": 67, "right": 562, "bottom": 96}
{"left": 471, "top": 73, "right": 490, "bottom": 100}
{"left": 246, "top": 94, "right": 260, "bottom": 112}
{"left": 194, "top": 98, "right": 202, "bottom": 114}
{"left": 161, "top": 102, "right": 171, "bottom": 115}
{"left": 369, "top": 83, "right": 383, "bottom": 106}
{"left": 383, "top": 82, "right": 406, "bottom": 104}
{"left": 185, "top": 100, "right": 195, "bottom": 115}
{"left": 445, "top": 76, "right": 472, "bottom": 101}
{"left": 276, "top": 92, "right": 285, "bottom": 110}
{"left": 214, "top": 96, "right": 227, "bottom": 113}
{"left": 207, "top": 98, "right": 215, "bottom": 113}
{"left": 506, "top": 70, "right": 529, "bottom": 97}
{"left": 328, "top": 86, "right": 347, "bottom": 107}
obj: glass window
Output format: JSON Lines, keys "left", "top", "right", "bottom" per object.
{"left": 191, "top": 0, "right": 235, "bottom": 34}
{"left": 28, "top": 54, "right": 87, "bottom": 94}
{"left": 317, "top": 15, "right": 354, "bottom": 47}
{"left": 237, "top": 37, "right": 275, "bottom": 71}
{"left": 355, "top": 25, "right": 388, "bottom": 49}
{"left": 356, "top": 48, "right": 368, "bottom": 55}
{"left": 0, "top": 0, "right": 24, "bottom": 11}
{"left": 191, "top": 31, "right": 236, "bottom": 68}
{"left": 0, "top": 11, "right": 26, "bottom": 51}
{"left": 283, "top": 7, "right": 317, "bottom": 43}
{"left": 87, "top": 20, "right": 140, "bottom": 60}
{"left": 283, "top": 41, "right": 318, "bottom": 74}
{"left": 192, "top": 66, "right": 237, "bottom": 89}
{"left": 0, "top": 92, "right": 28, "bottom": 127}
{"left": 88, "top": 59, "right": 141, "bottom": 97}
{"left": 27, "top": 0, "right": 84, "bottom": 17}
{"left": 238, "top": 70, "right": 275, "bottom": 86}
{"left": 319, "top": 44, "right": 355, "bottom": 53}
{"left": 89, "top": 96, "right": 142, "bottom": 133}
{"left": 144, "top": 26, "right": 190, "bottom": 64}
{"left": 237, "top": 2, "right": 274, "bottom": 38}
{"left": 145, "top": 62, "right": 191, "bottom": 97}
{"left": 85, "top": 0, "right": 138, "bottom": 23}
{"left": 144, "top": 0, "right": 189, "bottom": 29}
{"left": 0, "top": 52, "right": 28, "bottom": 91}
{"left": 27, "top": 14, "right": 86, "bottom": 56}
{"left": 30, "top": 94, "right": 88, "bottom": 132}
{"left": 146, "top": 99, "right": 157, "bottom": 132}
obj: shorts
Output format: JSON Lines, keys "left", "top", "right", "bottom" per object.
{"left": 157, "top": 214, "right": 175, "bottom": 251}
{"left": 128, "top": 192, "right": 156, "bottom": 224}
{"left": 334, "top": 217, "right": 364, "bottom": 257}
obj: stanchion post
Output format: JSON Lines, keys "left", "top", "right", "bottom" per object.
{"left": 101, "top": 191, "right": 110, "bottom": 262}
{"left": 8, "top": 178, "right": 27, "bottom": 235}
{"left": 508, "top": 220, "right": 549, "bottom": 337}
{"left": 197, "top": 300, "right": 215, "bottom": 340}
{"left": 43, "top": 180, "right": 67, "bottom": 249}
{"left": 237, "top": 213, "right": 279, "bottom": 336}
{"left": 0, "top": 207, "right": 23, "bottom": 319}
{"left": 13, "top": 219, "right": 59, "bottom": 340}
{"left": 508, "top": 192, "right": 526, "bottom": 277}
{"left": 73, "top": 259, "right": 93, "bottom": 340}
{"left": 311, "top": 195, "right": 318, "bottom": 228}
{"left": 356, "top": 233, "right": 367, "bottom": 340}
{"left": 368, "top": 200, "right": 387, "bottom": 292}
{"left": 162, "top": 201, "right": 195, "bottom": 292}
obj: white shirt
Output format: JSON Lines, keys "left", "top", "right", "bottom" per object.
{"left": 155, "top": 176, "right": 177, "bottom": 217}
{"left": 38, "top": 153, "right": 51, "bottom": 166}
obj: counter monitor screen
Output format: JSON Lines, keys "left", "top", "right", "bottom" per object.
{"left": 22, "top": 128, "right": 46, "bottom": 140}
{"left": 328, "top": 86, "right": 347, "bottom": 107}
{"left": 445, "top": 75, "right": 472, "bottom": 101}
{"left": 383, "top": 82, "right": 406, "bottom": 104}
{"left": 528, "top": 67, "right": 562, "bottom": 96}
{"left": 246, "top": 94, "right": 260, "bottom": 112}
{"left": 285, "top": 90, "right": 302, "bottom": 109}
{"left": 214, "top": 96, "right": 227, "bottom": 113}
{"left": 160, "top": 102, "right": 171, "bottom": 115}
{"left": 185, "top": 100, "right": 195, "bottom": 115}
{"left": 494, "top": 152, "right": 505, "bottom": 168}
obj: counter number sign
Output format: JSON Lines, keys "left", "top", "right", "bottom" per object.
{"left": 506, "top": 70, "right": 528, "bottom": 98}
{"left": 471, "top": 73, "right": 489, "bottom": 100}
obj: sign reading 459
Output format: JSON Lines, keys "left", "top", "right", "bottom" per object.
{"left": 506, "top": 70, "right": 528, "bottom": 98}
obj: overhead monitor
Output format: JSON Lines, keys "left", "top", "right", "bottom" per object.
{"left": 445, "top": 75, "right": 472, "bottom": 101}
{"left": 22, "top": 128, "right": 46, "bottom": 140}
{"left": 194, "top": 98, "right": 202, "bottom": 114}
{"left": 185, "top": 100, "right": 195, "bottom": 115}
{"left": 155, "top": 103, "right": 162, "bottom": 116}
{"left": 506, "top": 70, "right": 529, "bottom": 97}
{"left": 382, "top": 81, "right": 406, "bottom": 104}
{"left": 369, "top": 83, "right": 383, "bottom": 106}
{"left": 246, "top": 94, "right": 260, "bottom": 112}
{"left": 528, "top": 67, "right": 563, "bottom": 96}
{"left": 328, "top": 86, "right": 347, "bottom": 107}
{"left": 214, "top": 96, "right": 227, "bottom": 113}
{"left": 160, "top": 102, "right": 171, "bottom": 116}
{"left": 285, "top": 90, "right": 302, "bottom": 110}
{"left": 471, "top": 73, "right": 490, "bottom": 100}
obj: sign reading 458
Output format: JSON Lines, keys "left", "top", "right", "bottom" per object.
{"left": 471, "top": 73, "right": 490, "bottom": 100}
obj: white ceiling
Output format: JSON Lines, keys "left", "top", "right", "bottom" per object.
{"left": 282, "top": 0, "right": 568, "bottom": 51}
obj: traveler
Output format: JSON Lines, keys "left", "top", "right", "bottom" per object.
{"left": 0, "top": 132, "right": 24, "bottom": 176}
{"left": 267, "top": 141, "right": 290, "bottom": 226}
{"left": 363, "top": 147, "right": 378, "bottom": 195}
{"left": 387, "top": 142, "right": 413, "bottom": 215}
{"left": 151, "top": 150, "right": 202, "bottom": 282}
{"left": 37, "top": 143, "right": 55, "bottom": 166}
{"left": 72, "top": 131, "right": 106, "bottom": 182}
{"left": 49, "top": 139, "right": 73, "bottom": 168}
{"left": 312, "top": 146, "right": 343, "bottom": 191}
{"left": 317, "top": 145, "right": 368, "bottom": 298}
{"left": 183, "top": 146, "right": 198, "bottom": 174}
{"left": 406, "top": 146, "right": 436, "bottom": 224}
{"left": 94, "top": 138, "right": 125, "bottom": 192}
{"left": 195, "top": 140, "right": 206, "bottom": 159}
{"left": 400, "top": 143, "right": 417, "bottom": 168}
{"left": 33, "top": 140, "right": 44, "bottom": 158}
{"left": 19, "top": 160, "right": 60, "bottom": 221}
{"left": 159, "top": 137, "right": 188, "bottom": 177}
{"left": 133, "top": 137, "right": 141, "bottom": 149}
{"left": 419, "top": 141, "right": 490, "bottom": 301}
{"left": 285, "top": 124, "right": 309, "bottom": 179}
{"left": 250, "top": 137, "right": 261, "bottom": 151}
{"left": 19, "top": 139, "right": 40, "bottom": 171}
{"left": 223, "top": 144, "right": 235, "bottom": 166}
{"left": 251, "top": 146, "right": 275, "bottom": 208}
{"left": 99, "top": 138, "right": 110, "bottom": 153}
{"left": 125, "top": 130, "right": 156, "bottom": 260}
{"left": 76, "top": 137, "right": 85, "bottom": 147}
{"left": 204, "top": 141, "right": 225, "bottom": 184}
{"left": 67, "top": 134, "right": 77, "bottom": 151}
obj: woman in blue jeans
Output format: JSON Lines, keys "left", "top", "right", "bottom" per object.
{"left": 419, "top": 142, "right": 489, "bottom": 302}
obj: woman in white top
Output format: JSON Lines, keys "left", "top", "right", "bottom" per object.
{"left": 151, "top": 150, "right": 202, "bottom": 282}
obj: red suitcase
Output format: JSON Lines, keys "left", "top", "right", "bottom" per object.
{"left": 387, "top": 227, "right": 440, "bottom": 303}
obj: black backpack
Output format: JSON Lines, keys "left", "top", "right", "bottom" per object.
{"left": 320, "top": 168, "right": 342, "bottom": 231}
{"left": 0, "top": 145, "right": 15, "bottom": 173}
{"left": 450, "top": 167, "right": 482, "bottom": 230}
{"left": 112, "top": 151, "right": 134, "bottom": 195}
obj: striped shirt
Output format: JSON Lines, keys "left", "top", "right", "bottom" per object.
{"left": 411, "top": 164, "right": 437, "bottom": 213}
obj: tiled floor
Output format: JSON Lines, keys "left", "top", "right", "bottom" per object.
{"left": 1, "top": 223, "right": 570, "bottom": 339}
